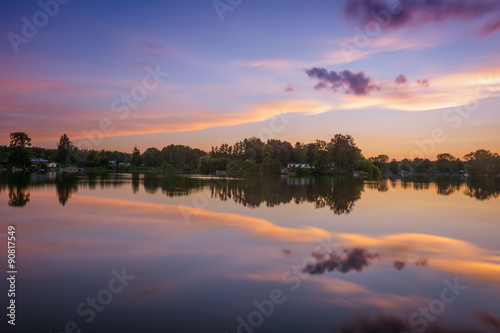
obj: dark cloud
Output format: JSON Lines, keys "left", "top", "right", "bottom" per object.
{"left": 285, "top": 85, "right": 294, "bottom": 92}
{"left": 305, "top": 67, "right": 380, "bottom": 95}
{"left": 393, "top": 260, "right": 405, "bottom": 270}
{"left": 344, "top": 0, "right": 500, "bottom": 36}
{"left": 302, "top": 248, "right": 379, "bottom": 275}
{"left": 395, "top": 74, "right": 407, "bottom": 85}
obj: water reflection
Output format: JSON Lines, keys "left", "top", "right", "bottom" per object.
{"left": 55, "top": 173, "right": 78, "bottom": 206}
{"left": 6, "top": 172, "right": 31, "bottom": 207}
{"left": 339, "top": 310, "right": 500, "bottom": 333}
{"left": 303, "top": 248, "right": 379, "bottom": 274}
{"left": 463, "top": 177, "right": 500, "bottom": 201}
{"left": 1, "top": 173, "right": 500, "bottom": 210}
{"left": 1, "top": 172, "right": 499, "bottom": 332}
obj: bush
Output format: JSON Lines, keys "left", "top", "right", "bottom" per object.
{"left": 260, "top": 157, "right": 282, "bottom": 174}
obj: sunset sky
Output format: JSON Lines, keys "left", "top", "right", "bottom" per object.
{"left": 1, "top": 0, "right": 499, "bottom": 160}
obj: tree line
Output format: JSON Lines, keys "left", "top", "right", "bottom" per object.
{"left": 1, "top": 132, "right": 499, "bottom": 176}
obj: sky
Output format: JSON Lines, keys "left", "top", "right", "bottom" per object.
{"left": 1, "top": 0, "right": 500, "bottom": 160}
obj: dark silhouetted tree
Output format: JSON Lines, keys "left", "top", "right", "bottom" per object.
{"left": 8, "top": 132, "right": 33, "bottom": 167}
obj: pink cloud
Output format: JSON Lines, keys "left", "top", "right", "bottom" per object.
{"left": 139, "top": 39, "right": 169, "bottom": 57}
{"left": 395, "top": 74, "right": 407, "bottom": 85}
{"left": 479, "top": 18, "right": 500, "bottom": 37}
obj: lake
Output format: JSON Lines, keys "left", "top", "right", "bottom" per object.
{"left": 1, "top": 172, "right": 499, "bottom": 332}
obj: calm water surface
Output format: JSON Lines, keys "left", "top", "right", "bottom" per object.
{"left": 1, "top": 173, "right": 499, "bottom": 332}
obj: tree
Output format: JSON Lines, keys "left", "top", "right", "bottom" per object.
{"left": 464, "top": 149, "right": 499, "bottom": 176}
{"left": 242, "top": 159, "right": 258, "bottom": 174}
{"left": 401, "top": 158, "right": 412, "bottom": 173}
{"left": 8, "top": 132, "right": 33, "bottom": 167}
{"left": 226, "top": 160, "right": 242, "bottom": 176}
{"left": 328, "top": 134, "right": 362, "bottom": 172}
{"left": 291, "top": 142, "right": 307, "bottom": 163}
{"left": 243, "top": 137, "right": 264, "bottom": 163}
{"left": 260, "top": 157, "right": 281, "bottom": 174}
{"left": 142, "top": 147, "right": 162, "bottom": 167}
{"left": 262, "top": 144, "right": 273, "bottom": 160}
{"left": 369, "top": 154, "right": 389, "bottom": 171}
{"left": 413, "top": 158, "right": 432, "bottom": 173}
{"left": 389, "top": 159, "right": 399, "bottom": 174}
{"left": 85, "top": 150, "right": 101, "bottom": 167}
{"left": 436, "top": 153, "right": 456, "bottom": 173}
{"left": 313, "top": 150, "right": 330, "bottom": 174}
{"left": 278, "top": 144, "right": 291, "bottom": 166}
{"left": 55, "top": 133, "right": 73, "bottom": 164}
{"left": 131, "top": 146, "right": 143, "bottom": 167}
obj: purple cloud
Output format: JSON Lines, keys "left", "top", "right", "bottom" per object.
{"left": 479, "top": 18, "right": 500, "bottom": 37}
{"left": 306, "top": 67, "right": 380, "bottom": 96}
{"left": 285, "top": 85, "right": 294, "bottom": 92}
{"left": 395, "top": 74, "right": 407, "bottom": 85}
{"left": 417, "top": 79, "right": 429, "bottom": 87}
{"left": 345, "top": 0, "right": 500, "bottom": 36}
{"left": 139, "top": 39, "right": 169, "bottom": 57}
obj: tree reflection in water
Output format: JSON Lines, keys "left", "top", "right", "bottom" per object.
{"left": 1, "top": 172, "right": 499, "bottom": 210}
{"left": 55, "top": 173, "right": 78, "bottom": 206}
{"left": 6, "top": 172, "right": 31, "bottom": 207}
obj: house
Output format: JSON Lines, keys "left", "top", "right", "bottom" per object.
{"left": 109, "top": 160, "right": 117, "bottom": 167}
{"left": 287, "top": 163, "right": 314, "bottom": 169}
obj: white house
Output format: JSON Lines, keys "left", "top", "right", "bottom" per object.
{"left": 287, "top": 163, "right": 314, "bottom": 169}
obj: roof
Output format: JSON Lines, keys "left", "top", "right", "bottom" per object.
{"left": 31, "top": 158, "right": 49, "bottom": 163}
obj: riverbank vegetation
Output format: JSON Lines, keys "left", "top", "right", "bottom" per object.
{"left": 1, "top": 132, "right": 499, "bottom": 177}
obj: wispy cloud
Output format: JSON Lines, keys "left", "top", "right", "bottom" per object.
{"left": 233, "top": 31, "right": 448, "bottom": 72}
{"left": 478, "top": 18, "right": 500, "bottom": 37}
{"left": 345, "top": 0, "right": 500, "bottom": 37}
{"left": 139, "top": 39, "right": 169, "bottom": 57}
